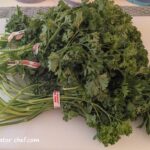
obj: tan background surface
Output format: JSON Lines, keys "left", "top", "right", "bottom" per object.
{"left": 0, "top": 0, "right": 137, "bottom": 7}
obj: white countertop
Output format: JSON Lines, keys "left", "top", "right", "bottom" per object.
{"left": 0, "top": 10, "right": 150, "bottom": 150}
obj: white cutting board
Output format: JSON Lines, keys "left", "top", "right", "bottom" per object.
{"left": 0, "top": 16, "right": 150, "bottom": 150}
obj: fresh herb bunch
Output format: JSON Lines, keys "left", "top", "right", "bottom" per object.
{"left": 0, "top": 0, "right": 150, "bottom": 146}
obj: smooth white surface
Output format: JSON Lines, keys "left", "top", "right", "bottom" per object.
{"left": 132, "top": 17, "right": 150, "bottom": 61}
{"left": 0, "top": 16, "right": 150, "bottom": 150}
{"left": 0, "top": 18, "right": 6, "bottom": 34}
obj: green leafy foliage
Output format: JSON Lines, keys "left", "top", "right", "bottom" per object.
{"left": 96, "top": 121, "right": 132, "bottom": 146}
{"left": 6, "top": 7, "right": 30, "bottom": 32}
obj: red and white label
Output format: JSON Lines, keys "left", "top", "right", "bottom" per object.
{"left": 8, "top": 30, "right": 24, "bottom": 42}
{"left": 21, "top": 60, "right": 41, "bottom": 68}
{"left": 8, "top": 60, "right": 41, "bottom": 69}
{"left": 53, "top": 91, "right": 60, "bottom": 108}
{"left": 32, "top": 43, "right": 40, "bottom": 55}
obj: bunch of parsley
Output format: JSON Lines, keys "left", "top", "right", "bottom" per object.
{"left": 0, "top": 0, "right": 150, "bottom": 146}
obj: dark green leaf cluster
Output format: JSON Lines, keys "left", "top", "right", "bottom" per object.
{"left": 6, "top": 6, "right": 30, "bottom": 32}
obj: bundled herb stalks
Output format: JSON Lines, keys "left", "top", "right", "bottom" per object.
{"left": 0, "top": 0, "right": 150, "bottom": 146}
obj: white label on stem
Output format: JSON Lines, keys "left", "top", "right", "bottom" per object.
{"left": 53, "top": 91, "right": 60, "bottom": 108}
{"left": 8, "top": 30, "right": 24, "bottom": 42}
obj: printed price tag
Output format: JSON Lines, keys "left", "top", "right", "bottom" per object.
{"left": 21, "top": 60, "right": 41, "bottom": 69}
{"left": 8, "top": 60, "right": 41, "bottom": 69}
{"left": 8, "top": 30, "right": 24, "bottom": 42}
{"left": 32, "top": 43, "right": 40, "bottom": 55}
{"left": 53, "top": 91, "right": 60, "bottom": 108}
